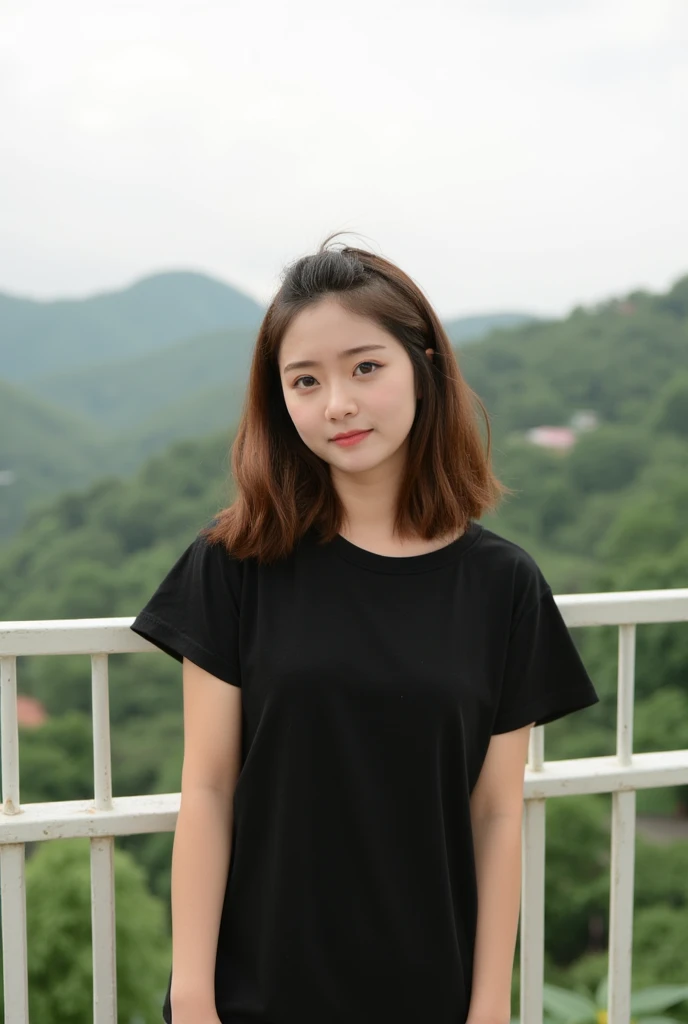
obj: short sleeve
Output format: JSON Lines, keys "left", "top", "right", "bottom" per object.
{"left": 491, "top": 586, "right": 599, "bottom": 734}
{"left": 130, "top": 530, "right": 242, "bottom": 687}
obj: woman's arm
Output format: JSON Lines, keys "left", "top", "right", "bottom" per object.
{"left": 466, "top": 723, "right": 534, "bottom": 1024}
{"left": 169, "top": 658, "right": 243, "bottom": 1020}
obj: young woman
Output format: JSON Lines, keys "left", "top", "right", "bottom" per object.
{"left": 131, "top": 234, "right": 599, "bottom": 1024}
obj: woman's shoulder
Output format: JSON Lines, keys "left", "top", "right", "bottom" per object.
{"left": 470, "top": 523, "right": 551, "bottom": 604}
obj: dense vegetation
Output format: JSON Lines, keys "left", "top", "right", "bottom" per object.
{"left": 0, "top": 379, "right": 108, "bottom": 538}
{"left": 1, "top": 272, "right": 687, "bottom": 1019}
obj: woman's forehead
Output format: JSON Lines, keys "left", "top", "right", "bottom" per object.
{"left": 279, "top": 301, "right": 398, "bottom": 365}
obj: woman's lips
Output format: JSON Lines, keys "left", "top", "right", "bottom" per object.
{"left": 331, "top": 430, "right": 373, "bottom": 447}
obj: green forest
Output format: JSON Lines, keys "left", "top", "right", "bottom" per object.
{"left": 1, "top": 271, "right": 688, "bottom": 1021}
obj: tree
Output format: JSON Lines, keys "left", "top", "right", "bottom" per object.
{"left": 19, "top": 712, "right": 93, "bottom": 803}
{"left": 543, "top": 797, "right": 610, "bottom": 965}
{"left": 648, "top": 370, "right": 688, "bottom": 439}
{"left": 25, "top": 839, "right": 170, "bottom": 1024}
{"left": 566, "top": 425, "right": 650, "bottom": 496}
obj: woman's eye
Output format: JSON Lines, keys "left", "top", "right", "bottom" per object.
{"left": 355, "top": 361, "right": 381, "bottom": 376}
{"left": 293, "top": 361, "right": 381, "bottom": 390}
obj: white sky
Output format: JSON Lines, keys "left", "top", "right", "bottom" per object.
{"left": 2, "top": 0, "right": 687, "bottom": 319}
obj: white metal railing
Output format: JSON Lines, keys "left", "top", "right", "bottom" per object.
{"left": 1, "top": 590, "right": 688, "bottom": 1024}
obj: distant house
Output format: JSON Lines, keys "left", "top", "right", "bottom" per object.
{"left": 570, "top": 410, "right": 599, "bottom": 432}
{"left": 17, "top": 695, "right": 48, "bottom": 728}
{"left": 525, "top": 426, "right": 577, "bottom": 451}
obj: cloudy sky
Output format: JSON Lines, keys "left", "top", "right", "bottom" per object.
{"left": 2, "top": 0, "right": 687, "bottom": 319}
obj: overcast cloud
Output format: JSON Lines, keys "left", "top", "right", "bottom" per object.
{"left": 2, "top": 0, "right": 687, "bottom": 318}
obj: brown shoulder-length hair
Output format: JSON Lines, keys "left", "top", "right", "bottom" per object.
{"left": 204, "top": 232, "right": 510, "bottom": 563}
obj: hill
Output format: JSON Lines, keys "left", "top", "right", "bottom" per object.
{"left": 109, "top": 382, "right": 247, "bottom": 475}
{"left": 458, "top": 275, "right": 688, "bottom": 432}
{"left": 0, "top": 270, "right": 265, "bottom": 381}
{"left": 27, "top": 326, "right": 256, "bottom": 431}
{"left": 443, "top": 312, "right": 536, "bottom": 344}
{"left": 0, "top": 379, "right": 105, "bottom": 537}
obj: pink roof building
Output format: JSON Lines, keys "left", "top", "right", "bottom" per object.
{"left": 17, "top": 695, "right": 48, "bottom": 729}
{"left": 525, "top": 426, "right": 577, "bottom": 451}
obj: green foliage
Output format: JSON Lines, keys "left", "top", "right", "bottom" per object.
{"left": 18, "top": 712, "right": 93, "bottom": 802}
{"left": 544, "top": 797, "right": 610, "bottom": 964}
{"left": 0, "top": 435, "right": 232, "bottom": 621}
{"left": 566, "top": 425, "right": 651, "bottom": 495}
{"left": 647, "top": 370, "right": 688, "bottom": 438}
{"left": 24, "top": 839, "right": 170, "bottom": 1024}
{"left": 0, "top": 379, "right": 107, "bottom": 538}
{"left": 632, "top": 907, "right": 688, "bottom": 990}
{"left": 536, "top": 977, "right": 688, "bottom": 1023}
{"left": 634, "top": 841, "right": 688, "bottom": 919}
{"left": 459, "top": 281, "right": 687, "bottom": 429}
{"left": 634, "top": 690, "right": 688, "bottom": 758}
{"left": 537, "top": 830, "right": 688, "bottom": 1010}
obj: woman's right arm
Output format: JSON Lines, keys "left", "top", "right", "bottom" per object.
{"left": 168, "top": 657, "right": 243, "bottom": 1022}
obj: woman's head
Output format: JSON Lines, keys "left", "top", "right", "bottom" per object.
{"left": 278, "top": 295, "right": 433, "bottom": 495}
{"left": 205, "top": 232, "right": 509, "bottom": 563}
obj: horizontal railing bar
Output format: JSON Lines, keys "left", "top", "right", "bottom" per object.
{"left": 2, "top": 750, "right": 688, "bottom": 844}
{"left": 524, "top": 749, "right": 688, "bottom": 797}
{"left": 557, "top": 589, "right": 688, "bottom": 627}
{"left": 0, "top": 618, "right": 151, "bottom": 656}
{"left": 0, "top": 793, "right": 179, "bottom": 844}
{"left": 1, "top": 589, "right": 687, "bottom": 657}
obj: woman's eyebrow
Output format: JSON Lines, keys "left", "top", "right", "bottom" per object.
{"left": 282, "top": 344, "right": 388, "bottom": 375}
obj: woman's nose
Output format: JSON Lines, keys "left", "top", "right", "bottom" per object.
{"left": 325, "top": 384, "right": 358, "bottom": 419}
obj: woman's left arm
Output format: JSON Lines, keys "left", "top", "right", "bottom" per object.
{"left": 466, "top": 722, "right": 535, "bottom": 1024}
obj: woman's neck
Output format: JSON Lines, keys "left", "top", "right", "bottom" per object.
{"left": 338, "top": 524, "right": 465, "bottom": 558}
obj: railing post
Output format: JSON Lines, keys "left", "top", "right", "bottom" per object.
{"left": 520, "top": 725, "right": 546, "bottom": 1024}
{"left": 1, "top": 655, "right": 20, "bottom": 816}
{"left": 1, "top": 654, "right": 30, "bottom": 1024}
{"left": 90, "top": 654, "right": 118, "bottom": 1024}
{"left": 608, "top": 624, "right": 637, "bottom": 1024}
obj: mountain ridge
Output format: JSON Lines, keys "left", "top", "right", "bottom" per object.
{"left": 0, "top": 270, "right": 266, "bottom": 381}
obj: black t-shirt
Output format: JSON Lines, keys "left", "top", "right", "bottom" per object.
{"left": 131, "top": 520, "right": 599, "bottom": 1024}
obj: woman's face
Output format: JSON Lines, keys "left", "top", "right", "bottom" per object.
{"left": 278, "top": 297, "right": 423, "bottom": 480}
